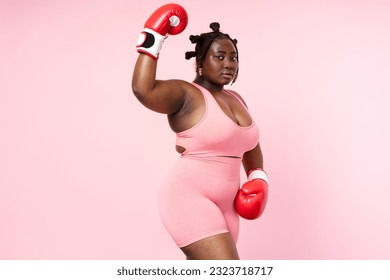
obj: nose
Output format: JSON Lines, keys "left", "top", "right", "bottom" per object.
{"left": 224, "top": 59, "right": 233, "bottom": 69}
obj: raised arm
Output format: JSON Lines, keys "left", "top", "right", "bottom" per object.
{"left": 132, "top": 54, "right": 188, "bottom": 114}
{"left": 131, "top": 4, "right": 189, "bottom": 114}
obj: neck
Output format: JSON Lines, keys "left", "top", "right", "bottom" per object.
{"left": 193, "top": 77, "right": 224, "bottom": 94}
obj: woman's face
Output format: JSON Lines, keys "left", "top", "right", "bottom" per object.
{"left": 201, "top": 38, "right": 238, "bottom": 86}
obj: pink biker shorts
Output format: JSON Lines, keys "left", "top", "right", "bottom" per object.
{"left": 159, "top": 155, "right": 241, "bottom": 248}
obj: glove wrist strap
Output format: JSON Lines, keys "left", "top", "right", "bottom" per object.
{"left": 136, "top": 28, "right": 167, "bottom": 60}
{"left": 248, "top": 168, "right": 269, "bottom": 184}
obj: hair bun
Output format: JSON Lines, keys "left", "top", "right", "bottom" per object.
{"left": 185, "top": 51, "right": 197, "bottom": 60}
{"left": 189, "top": 35, "right": 203, "bottom": 44}
{"left": 210, "top": 22, "right": 220, "bottom": 32}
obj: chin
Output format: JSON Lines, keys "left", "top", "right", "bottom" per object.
{"left": 223, "top": 80, "right": 233, "bottom": 85}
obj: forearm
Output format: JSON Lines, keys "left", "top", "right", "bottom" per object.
{"left": 242, "top": 143, "right": 264, "bottom": 176}
{"left": 236, "top": 143, "right": 268, "bottom": 220}
{"left": 131, "top": 4, "right": 188, "bottom": 114}
{"left": 132, "top": 54, "right": 157, "bottom": 97}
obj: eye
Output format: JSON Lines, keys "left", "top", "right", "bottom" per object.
{"left": 214, "top": 55, "right": 224, "bottom": 60}
{"left": 231, "top": 56, "right": 238, "bottom": 61}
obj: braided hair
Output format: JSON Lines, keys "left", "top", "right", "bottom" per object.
{"left": 185, "top": 22, "right": 239, "bottom": 84}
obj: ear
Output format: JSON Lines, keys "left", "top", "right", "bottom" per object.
{"left": 196, "top": 56, "right": 203, "bottom": 68}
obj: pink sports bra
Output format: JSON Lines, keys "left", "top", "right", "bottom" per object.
{"left": 176, "top": 83, "right": 259, "bottom": 159}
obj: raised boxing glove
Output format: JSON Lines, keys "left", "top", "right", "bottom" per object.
{"left": 136, "top": 3, "right": 188, "bottom": 59}
{"left": 234, "top": 169, "right": 269, "bottom": 220}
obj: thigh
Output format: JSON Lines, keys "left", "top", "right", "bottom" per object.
{"left": 160, "top": 192, "right": 229, "bottom": 248}
{"left": 160, "top": 158, "right": 240, "bottom": 249}
{"left": 181, "top": 232, "right": 240, "bottom": 260}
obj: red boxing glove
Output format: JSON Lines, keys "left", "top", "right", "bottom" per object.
{"left": 136, "top": 3, "right": 188, "bottom": 59}
{"left": 234, "top": 169, "right": 269, "bottom": 220}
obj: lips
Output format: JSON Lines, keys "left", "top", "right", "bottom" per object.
{"left": 222, "top": 72, "right": 234, "bottom": 78}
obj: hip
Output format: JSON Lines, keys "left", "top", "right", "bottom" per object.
{"left": 159, "top": 156, "right": 242, "bottom": 205}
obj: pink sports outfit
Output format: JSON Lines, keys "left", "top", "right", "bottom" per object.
{"left": 159, "top": 83, "right": 259, "bottom": 248}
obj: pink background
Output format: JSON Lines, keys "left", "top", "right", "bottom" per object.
{"left": 1, "top": 0, "right": 390, "bottom": 259}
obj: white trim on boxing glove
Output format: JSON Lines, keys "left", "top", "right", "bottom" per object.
{"left": 136, "top": 28, "right": 168, "bottom": 60}
{"left": 248, "top": 169, "right": 269, "bottom": 184}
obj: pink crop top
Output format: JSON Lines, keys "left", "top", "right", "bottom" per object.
{"left": 176, "top": 83, "right": 259, "bottom": 159}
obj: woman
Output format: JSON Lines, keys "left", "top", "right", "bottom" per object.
{"left": 132, "top": 4, "right": 269, "bottom": 260}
